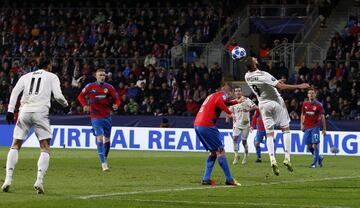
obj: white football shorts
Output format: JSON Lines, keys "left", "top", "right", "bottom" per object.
{"left": 13, "top": 111, "right": 52, "bottom": 140}
{"left": 233, "top": 125, "right": 250, "bottom": 139}
{"left": 258, "top": 100, "right": 290, "bottom": 131}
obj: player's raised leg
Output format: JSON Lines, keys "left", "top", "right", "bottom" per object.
{"left": 282, "top": 127, "right": 293, "bottom": 172}
{"left": 266, "top": 131, "right": 279, "bottom": 176}
{"left": 2, "top": 139, "right": 22, "bottom": 192}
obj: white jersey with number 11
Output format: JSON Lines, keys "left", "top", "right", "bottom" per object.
{"left": 8, "top": 69, "right": 68, "bottom": 113}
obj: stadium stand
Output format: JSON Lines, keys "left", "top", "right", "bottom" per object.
{"left": 0, "top": 0, "right": 235, "bottom": 116}
{"left": 0, "top": 0, "right": 359, "bottom": 120}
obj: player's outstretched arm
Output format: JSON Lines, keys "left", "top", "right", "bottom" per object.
{"left": 275, "top": 82, "right": 310, "bottom": 91}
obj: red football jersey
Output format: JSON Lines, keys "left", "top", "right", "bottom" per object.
{"left": 251, "top": 109, "right": 265, "bottom": 131}
{"left": 301, "top": 100, "right": 324, "bottom": 129}
{"left": 194, "top": 91, "right": 237, "bottom": 127}
{"left": 78, "top": 82, "right": 120, "bottom": 118}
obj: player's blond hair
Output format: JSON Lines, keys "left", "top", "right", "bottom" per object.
{"left": 96, "top": 68, "right": 106, "bottom": 73}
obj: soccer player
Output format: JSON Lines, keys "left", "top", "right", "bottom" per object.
{"left": 251, "top": 108, "right": 266, "bottom": 163}
{"left": 78, "top": 68, "right": 120, "bottom": 171}
{"left": 245, "top": 57, "right": 310, "bottom": 175}
{"left": 1, "top": 59, "right": 69, "bottom": 194}
{"left": 194, "top": 83, "right": 242, "bottom": 186}
{"left": 300, "top": 89, "right": 326, "bottom": 168}
{"left": 227, "top": 87, "right": 257, "bottom": 165}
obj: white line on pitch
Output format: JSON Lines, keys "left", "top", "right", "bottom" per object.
{"left": 121, "top": 198, "right": 352, "bottom": 208}
{"left": 78, "top": 185, "right": 233, "bottom": 199}
{"left": 242, "top": 175, "right": 360, "bottom": 187}
{"left": 78, "top": 175, "right": 360, "bottom": 200}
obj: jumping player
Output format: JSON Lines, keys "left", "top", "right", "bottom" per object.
{"left": 78, "top": 68, "right": 120, "bottom": 171}
{"left": 194, "top": 83, "right": 242, "bottom": 186}
{"left": 245, "top": 57, "right": 310, "bottom": 175}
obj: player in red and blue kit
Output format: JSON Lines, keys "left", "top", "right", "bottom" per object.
{"left": 251, "top": 109, "right": 266, "bottom": 163}
{"left": 301, "top": 89, "right": 326, "bottom": 168}
{"left": 78, "top": 68, "right": 120, "bottom": 171}
{"left": 194, "top": 83, "right": 241, "bottom": 186}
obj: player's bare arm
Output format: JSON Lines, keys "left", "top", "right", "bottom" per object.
{"left": 275, "top": 82, "right": 310, "bottom": 91}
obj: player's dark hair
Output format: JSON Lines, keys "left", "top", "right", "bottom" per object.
{"left": 245, "top": 57, "right": 254, "bottom": 71}
{"left": 38, "top": 58, "right": 51, "bottom": 69}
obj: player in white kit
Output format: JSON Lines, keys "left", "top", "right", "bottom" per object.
{"left": 1, "top": 59, "right": 69, "bottom": 194}
{"left": 227, "top": 87, "right": 257, "bottom": 165}
{"left": 244, "top": 57, "right": 310, "bottom": 175}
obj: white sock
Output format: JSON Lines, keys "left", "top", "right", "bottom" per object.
{"left": 37, "top": 152, "right": 50, "bottom": 183}
{"left": 243, "top": 142, "right": 248, "bottom": 155}
{"left": 283, "top": 131, "right": 291, "bottom": 161}
{"left": 266, "top": 135, "right": 276, "bottom": 162}
{"left": 5, "top": 149, "right": 19, "bottom": 183}
{"left": 233, "top": 142, "right": 239, "bottom": 156}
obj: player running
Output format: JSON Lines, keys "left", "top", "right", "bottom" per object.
{"left": 2, "top": 58, "right": 69, "bottom": 194}
{"left": 194, "top": 83, "right": 242, "bottom": 186}
{"left": 78, "top": 68, "right": 120, "bottom": 171}
{"left": 227, "top": 87, "right": 257, "bottom": 165}
{"left": 301, "top": 89, "right": 326, "bottom": 168}
{"left": 251, "top": 108, "right": 267, "bottom": 163}
{"left": 245, "top": 57, "right": 310, "bottom": 175}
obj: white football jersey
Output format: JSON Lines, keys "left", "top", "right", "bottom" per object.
{"left": 8, "top": 69, "right": 68, "bottom": 113}
{"left": 229, "top": 97, "right": 256, "bottom": 128}
{"left": 245, "top": 70, "right": 282, "bottom": 103}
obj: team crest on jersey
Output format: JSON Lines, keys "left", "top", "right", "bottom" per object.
{"left": 313, "top": 106, "right": 317, "bottom": 111}
{"left": 271, "top": 77, "right": 276, "bottom": 81}
{"left": 104, "top": 88, "right": 108, "bottom": 94}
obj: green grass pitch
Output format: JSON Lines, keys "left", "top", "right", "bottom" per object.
{"left": 0, "top": 147, "right": 359, "bottom": 208}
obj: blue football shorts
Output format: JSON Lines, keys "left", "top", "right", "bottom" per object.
{"left": 91, "top": 117, "right": 112, "bottom": 138}
{"left": 303, "top": 127, "right": 320, "bottom": 145}
{"left": 194, "top": 126, "right": 224, "bottom": 151}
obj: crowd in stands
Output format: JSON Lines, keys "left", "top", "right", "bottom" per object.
{"left": 0, "top": 0, "right": 230, "bottom": 116}
{"left": 0, "top": 0, "right": 359, "bottom": 120}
